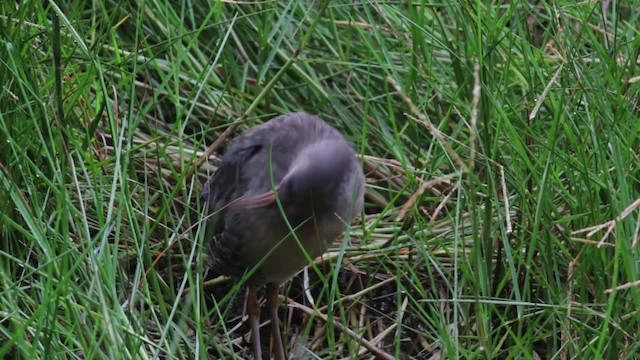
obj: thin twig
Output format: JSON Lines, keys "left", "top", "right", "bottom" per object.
{"left": 386, "top": 76, "right": 469, "bottom": 173}
{"left": 286, "top": 298, "right": 395, "bottom": 360}
{"left": 396, "top": 173, "right": 456, "bottom": 222}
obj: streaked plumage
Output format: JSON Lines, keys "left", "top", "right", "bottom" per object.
{"left": 202, "top": 112, "right": 365, "bottom": 359}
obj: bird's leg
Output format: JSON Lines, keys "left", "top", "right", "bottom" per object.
{"left": 266, "top": 282, "right": 285, "bottom": 360}
{"left": 247, "top": 288, "right": 262, "bottom": 360}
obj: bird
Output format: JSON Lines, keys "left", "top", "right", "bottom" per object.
{"left": 201, "top": 112, "right": 365, "bottom": 359}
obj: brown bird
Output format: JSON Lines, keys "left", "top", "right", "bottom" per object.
{"left": 202, "top": 112, "right": 365, "bottom": 359}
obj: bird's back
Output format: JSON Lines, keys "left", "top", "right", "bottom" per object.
{"left": 202, "top": 113, "right": 365, "bottom": 286}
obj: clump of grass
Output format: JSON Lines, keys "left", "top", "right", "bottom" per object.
{"left": 1, "top": 1, "right": 639, "bottom": 358}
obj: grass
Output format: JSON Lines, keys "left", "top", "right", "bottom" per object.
{"left": 1, "top": 0, "right": 640, "bottom": 358}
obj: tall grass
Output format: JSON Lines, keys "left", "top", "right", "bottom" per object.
{"left": 1, "top": 1, "right": 639, "bottom": 358}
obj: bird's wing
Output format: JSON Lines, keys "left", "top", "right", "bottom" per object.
{"left": 201, "top": 142, "right": 263, "bottom": 212}
{"left": 229, "top": 188, "right": 278, "bottom": 209}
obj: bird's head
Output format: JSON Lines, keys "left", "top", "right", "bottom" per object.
{"left": 278, "top": 139, "right": 356, "bottom": 207}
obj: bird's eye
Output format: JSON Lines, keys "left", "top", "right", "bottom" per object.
{"left": 279, "top": 178, "right": 296, "bottom": 199}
